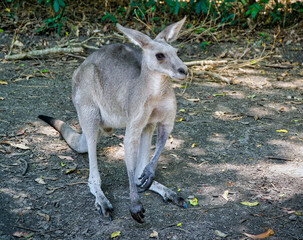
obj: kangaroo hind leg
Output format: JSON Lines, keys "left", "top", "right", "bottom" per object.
{"left": 77, "top": 106, "right": 113, "bottom": 220}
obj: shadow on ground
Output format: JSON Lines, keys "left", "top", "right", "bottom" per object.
{"left": 0, "top": 33, "right": 303, "bottom": 239}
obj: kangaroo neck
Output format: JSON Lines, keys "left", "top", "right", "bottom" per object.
{"left": 139, "top": 58, "right": 170, "bottom": 96}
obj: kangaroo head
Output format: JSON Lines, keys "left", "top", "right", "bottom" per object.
{"left": 117, "top": 18, "right": 188, "bottom": 81}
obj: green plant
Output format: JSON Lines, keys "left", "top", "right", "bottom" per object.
{"left": 101, "top": 12, "right": 117, "bottom": 24}
{"left": 245, "top": 0, "right": 269, "bottom": 19}
{"left": 37, "top": 0, "right": 66, "bottom": 35}
{"left": 130, "top": 0, "right": 157, "bottom": 20}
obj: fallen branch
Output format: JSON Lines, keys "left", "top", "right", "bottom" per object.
{"left": 5, "top": 47, "right": 83, "bottom": 60}
{"left": 194, "top": 70, "right": 231, "bottom": 84}
{"left": 185, "top": 60, "right": 227, "bottom": 66}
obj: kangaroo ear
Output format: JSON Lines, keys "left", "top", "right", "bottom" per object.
{"left": 117, "top": 24, "right": 152, "bottom": 48}
{"left": 155, "top": 17, "right": 186, "bottom": 43}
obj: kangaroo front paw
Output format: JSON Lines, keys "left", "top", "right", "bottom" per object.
{"left": 130, "top": 200, "right": 145, "bottom": 223}
{"left": 138, "top": 167, "right": 155, "bottom": 192}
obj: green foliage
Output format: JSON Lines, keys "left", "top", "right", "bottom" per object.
{"left": 130, "top": 0, "right": 157, "bottom": 20}
{"left": 101, "top": 12, "right": 117, "bottom": 24}
{"left": 38, "top": 0, "right": 65, "bottom": 13}
{"left": 37, "top": 0, "right": 66, "bottom": 35}
{"left": 5, "top": 0, "right": 303, "bottom": 35}
{"left": 258, "top": 32, "right": 270, "bottom": 41}
{"left": 245, "top": 0, "right": 269, "bottom": 20}
{"left": 200, "top": 41, "right": 210, "bottom": 50}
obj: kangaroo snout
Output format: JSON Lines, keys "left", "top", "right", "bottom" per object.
{"left": 178, "top": 67, "right": 187, "bottom": 76}
{"left": 173, "top": 64, "right": 188, "bottom": 80}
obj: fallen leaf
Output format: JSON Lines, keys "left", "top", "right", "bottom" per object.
{"left": 222, "top": 190, "right": 229, "bottom": 200}
{"left": 0, "top": 80, "right": 8, "bottom": 85}
{"left": 111, "top": 231, "right": 121, "bottom": 238}
{"left": 44, "top": 176, "right": 57, "bottom": 181}
{"left": 176, "top": 223, "right": 182, "bottom": 227}
{"left": 243, "top": 228, "right": 274, "bottom": 239}
{"left": 113, "top": 134, "right": 124, "bottom": 139}
{"left": 213, "top": 92, "right": 227, "bottom": 96}
{"left": 14, "top": 40, "right": 24, "bottom": 47}
{"left": 240, "top": 201, "right": 259, "bottom": 206}
{"left": 58, "top": 155, "right": 74, "bottom": 161}
{"left": 191, "top": 142, "right": 197, "bottom": 148}
{"left": 226, "top": 181, "right": 234, "bottom": 186}
{"left": 189, "top": 197, "right": 198, "bottom": 206}
{"left": 35, "top": 177, "right": 46, "bottom": 185}
{"left": 149, "top": 230, "right": 159, "bottom": 238}
{"left": 60, "top": 162, "right": 66, "bottom": 167}
{"left": 214, "top": 230, "right": 228, "bottom": 238}
{"left": 186, "top": 98, "right": 200, "bottom": 102}
{"left": 176, "top": 117, "right": 183, "bottom": 122}
{"left": 36, "top": 212, "right": 50, "bottom": 222}
{"left": 179, "top": 108, "right": 186, "bottom": 113}
{"left": 65, "top": 168, "right": 77, "bottom": 174}
{"left": 12, "top": 231, "right": 34, "bottom": 238}
{"left": 10, "top": 143, "right": 30, "bottom": 150}
{"left": 276, "top": 129, "right": 288, "bottom": 133}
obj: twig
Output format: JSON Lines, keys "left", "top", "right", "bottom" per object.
{"left": 16, "top": 225, "right": 40, "bottom": 232}
{"left": 5, "top": 47, "right": 83, "bottom": 60}
{"left": 262, "top": 64, "right": 293, "bottom": 69}
{"left": 226, "top": 27, "right": 280, "bottom": 70}
{"left": 266, "top": 156, "right": 294, "bottom": 161}
{"left": 184, "top": 60, "right": 227, "bottom": 66}
{"left": 20, "top": 158, "right": 28, "bottom": 176}
{"left": 16, "top": 225, "right": 62, "bottom": 235}
{"left": 8, "top": 29, "right": 18, "bottom": 56}
{"left": 134, "top": 17, "right": 155, "bottom": 36}
{"left": 67, "top": 181, "right": 87, "bottom": 186}
{"left": 82, "top": 43, "right": 99, "bottom": 50}
{"left": 194, "top": 70, "right": 231, "bottom": 84}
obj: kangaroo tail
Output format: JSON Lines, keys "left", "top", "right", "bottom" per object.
{"left": 38, "top": 115, "right": 87, "bottom": 153}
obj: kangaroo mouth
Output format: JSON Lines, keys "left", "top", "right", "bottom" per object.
{"left": 172, "top": 74, "right": 187, "bottom": 81}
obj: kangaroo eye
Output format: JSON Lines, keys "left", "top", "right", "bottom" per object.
{"left": 156, "top": 53, "right": 165, "bottom": 60}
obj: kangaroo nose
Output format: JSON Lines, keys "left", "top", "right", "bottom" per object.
{"left": 178, "top": 67, "right": 187, "bottom": 75}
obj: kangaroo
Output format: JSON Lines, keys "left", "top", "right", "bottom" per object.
{"left": 38, "top": 17, "right": 188, "bottom": 223}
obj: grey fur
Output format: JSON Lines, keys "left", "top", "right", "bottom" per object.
{"left": 39, "top": 17, "right": 188, "bottom": 223}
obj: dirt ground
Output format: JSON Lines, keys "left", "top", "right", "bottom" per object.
{"left": 0, "top": 27, "right": 303, "bottom": 240}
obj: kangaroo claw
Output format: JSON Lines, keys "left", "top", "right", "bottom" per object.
{"left": 95, "top": 199, "right": 114, "bottom": 221}
{"left": 130, "top": 201, "right": 145, "bottom": 223}
{"left": 138, "top": 167, "right": 154, "bottom": 191}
